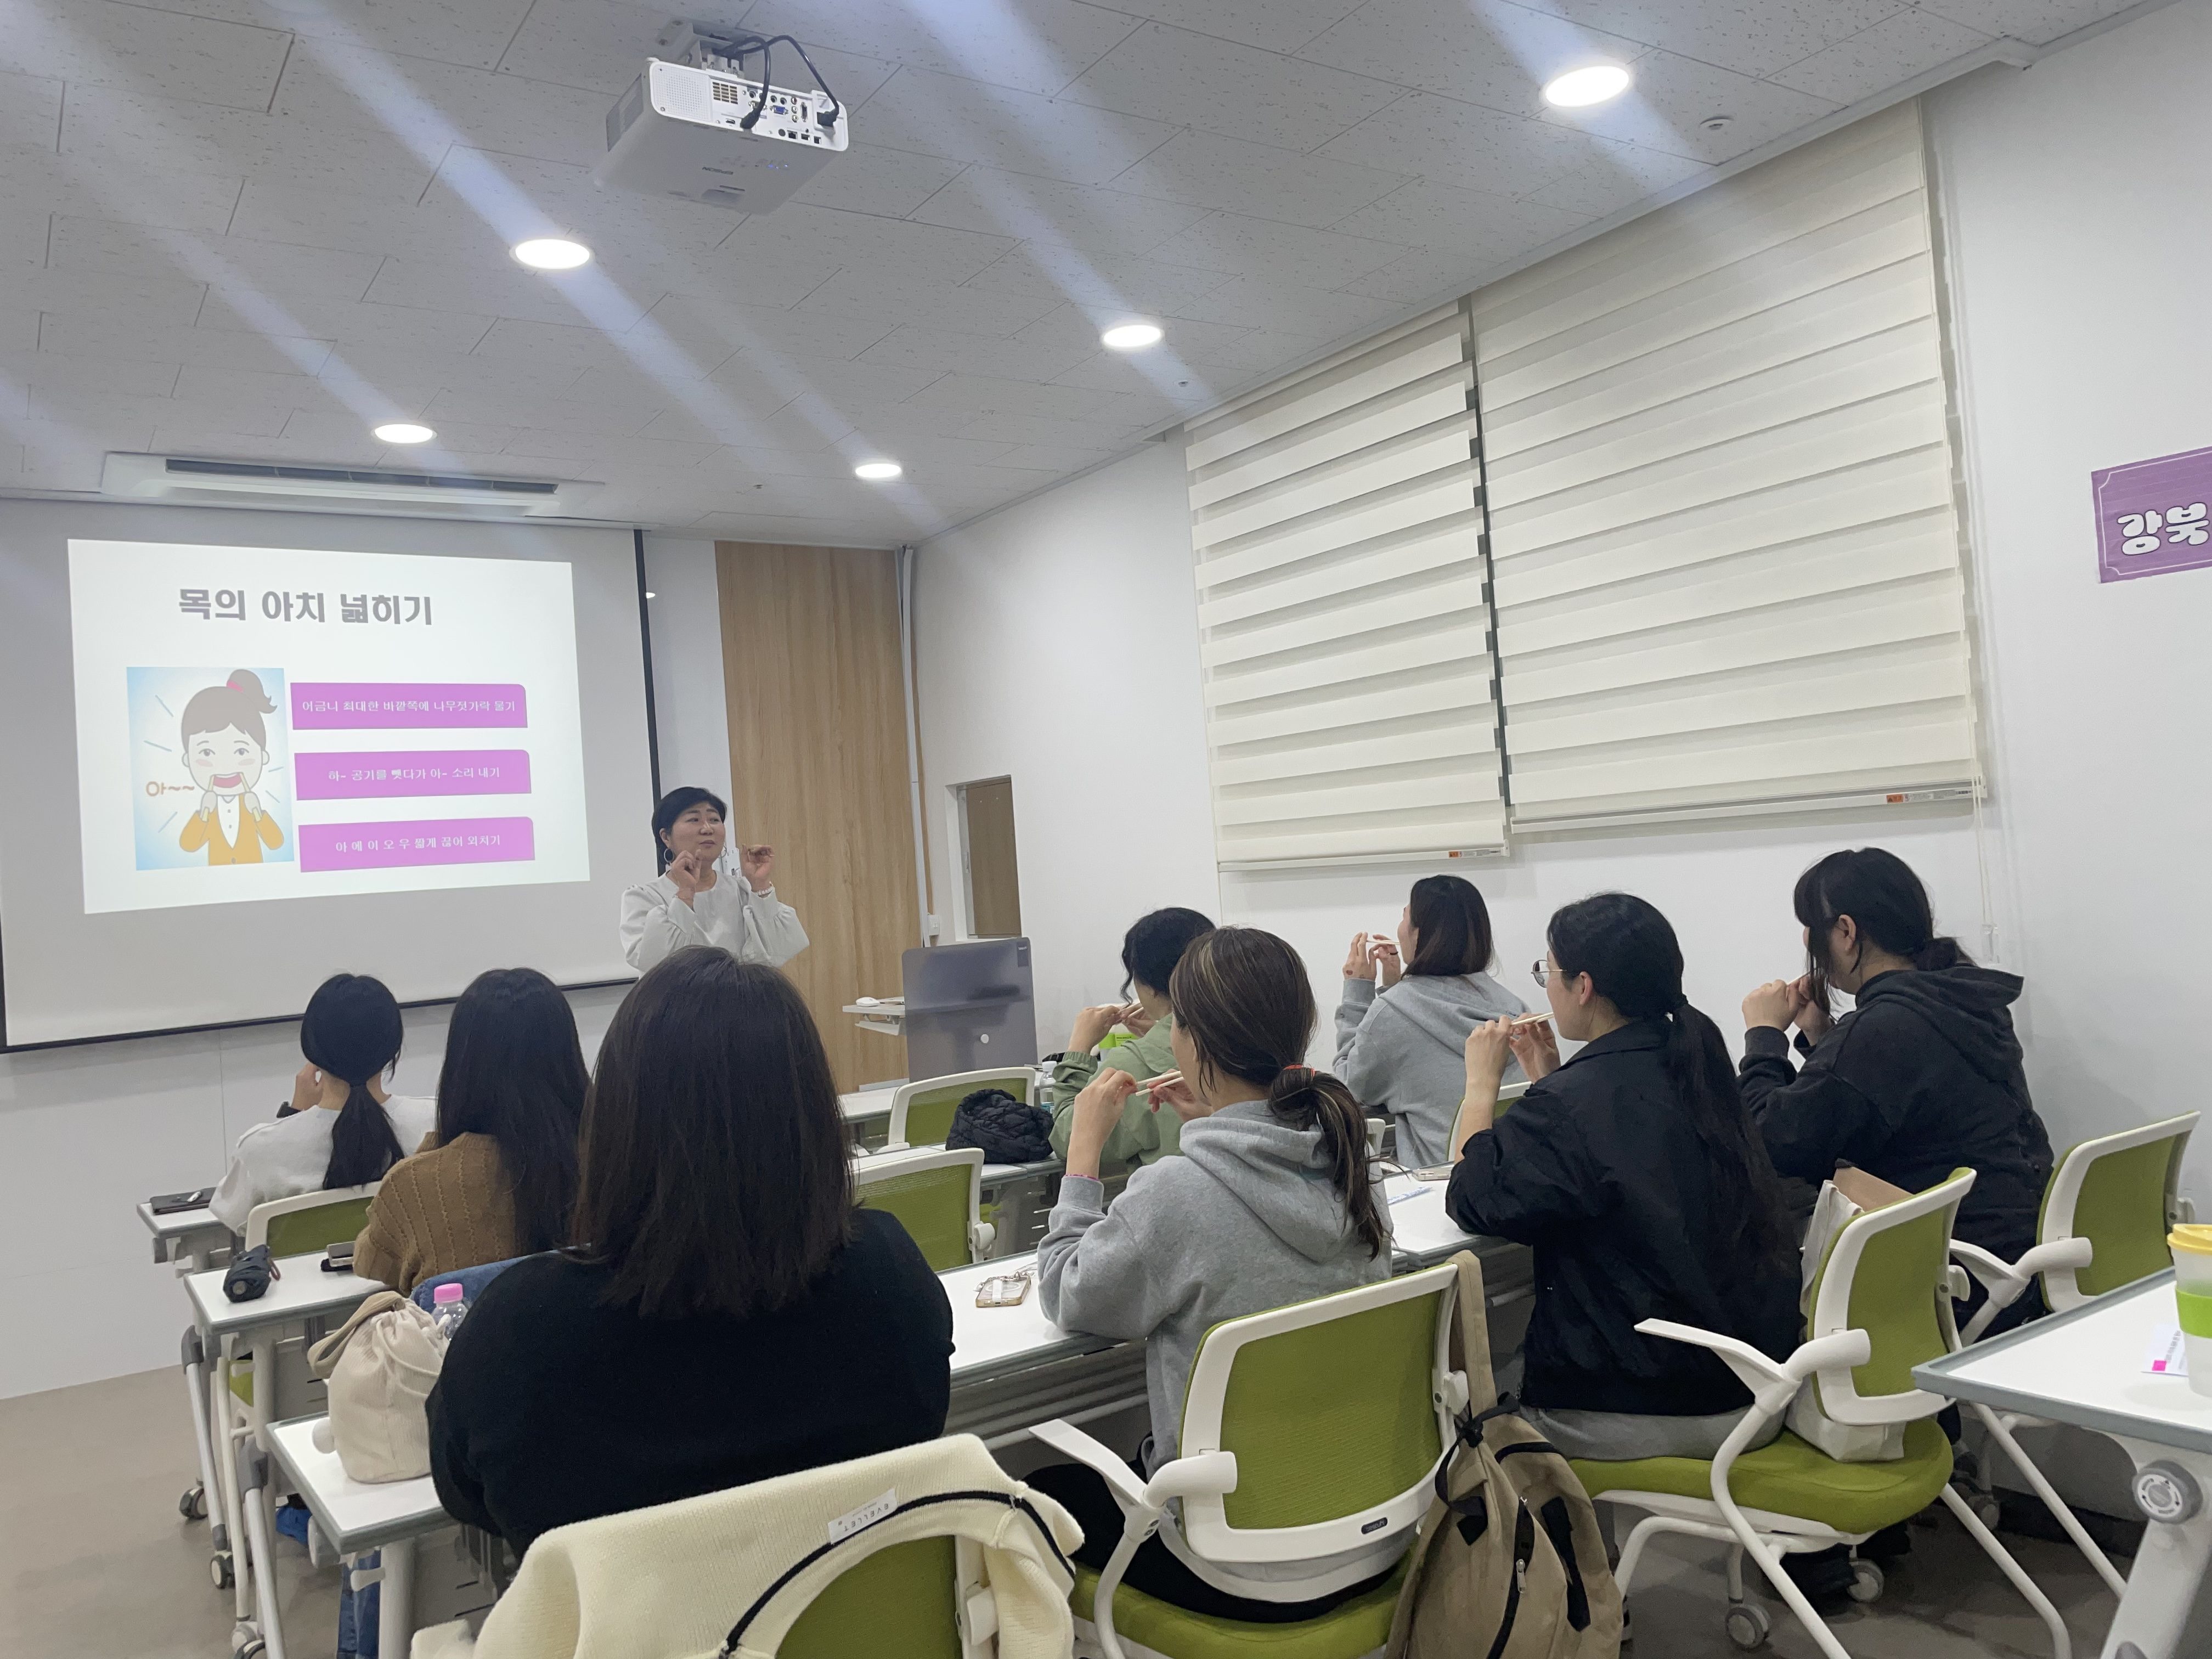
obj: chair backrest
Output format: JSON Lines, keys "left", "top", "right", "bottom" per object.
{"left": 780, "top": 1535, "right": 967, "bottom": 1659}
{"left": 246, "top": 1184, "right": 379, "bottom": 1256}
{"left": 1807, "top": 1168, "right": 1973, "bottom": 1426}
{"left": 889, "top": 1068, "right": 1035, "bottom": 1150}
{"left": 2040, "top": 1111, "right": 2199, "bottom": 1310}
{"left": 1175, "top": 1264, "right": 1460, "bottom": 1567}
{"left": 854, "top": 1147, "right": 989, "bottom": 1272}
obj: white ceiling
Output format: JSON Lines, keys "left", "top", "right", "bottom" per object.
{"left": 0, "top": 0, "right": 2144, "bottom": 545}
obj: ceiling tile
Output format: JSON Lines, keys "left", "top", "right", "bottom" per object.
{"left": 1327, "top": 176, "right": 1587, "bottom": 256}
{"left": 22, "top": 351, "right": 179, "bottom": 397}
{"left": 362, "top": 256, "right": 654, "bottom": 330}
{"left": 738, "top": 0, "right": 1140, "bottom": 99}
{"left": 1318, "top": 89, "right": 1591, "bottom": 195}
{"left": 1062, "top": 21, "right": 1406, "bottom": 151}
{"left": 795, "top": 268, "right": 1062, "bottom": 336}
{"left": 957, "top": 242, "right": 1237, "bottom": 314}
{"left": 0, "top": 149, "right": 243, "bottom": 232}
{"left": 1143, "top": 213, "right": 1410, "bottom": 286}
{"left": 1, "top": 209, "right": 48, "bottom": 270}
{"left": 48, "top": 218, "right": 386, "bottom": 297}
{"left": 1, "top": 2, "right": 292, "bottom": 112}
{"left": 1109, "top": 0, "right": 1367, "bottom": 53}
{"left": 158, "top": 421, "right": 383, "bottom": 462}
{"left": 988, "top": 438, "right": 1121, "bottom": 471}
{"left": 274, "top": 40, "right": 607, "bottom": 169}
{"left": 1163, "top": 272, "right": 1406, "bottom": 335}
{"left": 1520, "top": 134, "right": 1706, "bottom": 213}
{"left": 714, "top": 201, "right": 1017, "bottom": 284}
{"left": 857, "top": 323, "right": 1097, "bottom": 381}
{"left": 856, "top": 65, "right": 1182, "bottom": 187}
{"left": 1915, "top": 0, "right": 2130, "bottom": 47}
{"left": 906, "top": 166, "right": 1210, "bottom": 255}
{"left": 1334, "top": 243, "right": 1489, "bottom": 302}
{"left": 467, "top": 315, "right": 723, "bottom": 379}
{"left": 422, "top": 146, "right": 737, "bottom": 252}
{"left": 0, "top": 307, "right": 41, "bottom": 355}
{"left": 637, "top": 290, "right": 892, "bottom": 360}
{"left": 1302, "top": 0, "right": 1645, "bottom": 116}
{"left": 1105, "top": 128, "right": 1413, "bottom": 230}
{"left": 902, "top": 370, "right": 1146, "bottom": 424}
{"left": 38, "top": 312, "right": 335, "bottom": 376}
{"left": 0, "top": 69, "right": 64, "bottom": 150}
{"left": 785, "top": 143, "right": 970, "bottom": 218}
{"left": 1013, "top": 301, "right": 1252, "bottom": 358}
{"left": 1536, "top": 49, "right": 1839, "bottom": 161}
{"left": 19, "top": 417, "right": 148, "bottom": 487}
{"left": 0, "top": 266, "right": 207, "bottom": 325}
{"left": 1515, "top": 0, "right": 1900, "bottom": 77}
{"left": 1771, "top": 9, "right": 1991, "bottom": 103}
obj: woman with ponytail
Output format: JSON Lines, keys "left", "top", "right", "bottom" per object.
{"left": 210, "top": 974, "right": 433, "bottom": 1234}
{"left": 1741, "top": 848, "right": 2053, "bottom": 1306}
{"left": 1446, "top": 893, "right": 1799, "bottom": 1462}
{"left": 1032, "top": 926, "right": 1396, "bottom": 1621}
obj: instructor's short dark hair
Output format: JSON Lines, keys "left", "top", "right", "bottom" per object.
{"left": 573, "top": 950, "right": 851, "bottom": 1319}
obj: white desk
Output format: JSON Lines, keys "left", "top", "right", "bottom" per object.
{"left": 185, "top": 1253, "right": 386, "bottom": 1344}
{"left": 842, "top": 998, "right": 905, "bottom": 1038}
{"left": 1916, "top": 1271, "right": 2212, "bottom": 1659}
{"left": 140, "top": 1200, "right": 232, "bottom": 1271}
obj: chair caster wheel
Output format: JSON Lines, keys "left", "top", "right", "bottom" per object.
{"left": 234, "top": 1639, "right": 267, "bottom": 1659}
{"left": 180, "top": 1482, "right": 208, "bottom": 1521}
{"left": 1973, "top": 1496, "right": 2002, "bottom": 1530}
{"left": 1848, "top": 1559, "right": 1885, "bottom": 1603}
{"left": 1724, "top": 1601, "right": 1771, "bottom": 1649}
{"left": 210, "top": 1551, "right": 235, "bottom": 1590}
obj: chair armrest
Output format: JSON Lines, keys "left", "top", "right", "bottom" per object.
{"left": 1141, "top": 1451, "right": 1238, "bottom": 1509}
{"left": 1636, "top": 1318, "right": 1870, "bottom": 1414}
{"left": 1953, "top": 1236, "right": 2091, "bottom": 1342}
{"left": 1030, "top": 1419, "right": 1147, "bottom": 1511}
{"left": 970, "top": 1221, "right": 997, "bottom": 1257}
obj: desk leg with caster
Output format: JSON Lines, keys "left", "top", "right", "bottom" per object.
{"left": 180, "top": 1327, "right": 221, "bottom": 1536}
{"left": 377, "top": 1537, "right": 414, "bottom": 1659}
{"left": 234, "top": 1440, "right": 289, "bottom": 1659}
{"left": 2102, "top": 1441, "right": 2212, "bottom": 1659}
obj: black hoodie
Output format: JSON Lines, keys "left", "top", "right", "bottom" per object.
{"left": 1740, "top": 966, "right": 2054, "bottom": 1263}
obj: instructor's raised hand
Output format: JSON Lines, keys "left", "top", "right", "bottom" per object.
{"left": 738, "top": 843, "right": 775, "bottom": 892}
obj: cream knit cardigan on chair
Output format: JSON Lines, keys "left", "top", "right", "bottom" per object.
{"left": 413, "top": 1433, "right": 1082, "bottom": 1659}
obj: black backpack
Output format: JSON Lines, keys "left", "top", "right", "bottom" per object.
{"left": 946, "top": 1087, "right": 1053, "bottom": 1163}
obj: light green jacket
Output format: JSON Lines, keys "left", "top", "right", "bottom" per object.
{"left": 1048, "top": 1017, "right": 1182, "bottom": 1168}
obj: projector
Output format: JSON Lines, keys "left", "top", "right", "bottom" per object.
{"left": 595, "top": 57, "right": 849, "bottom": 212}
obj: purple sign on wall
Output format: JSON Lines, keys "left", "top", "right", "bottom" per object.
{"left": 2091, "top": 444, "right": 2212, "bottom": 583}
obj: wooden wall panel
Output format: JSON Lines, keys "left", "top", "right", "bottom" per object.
{"left": 715, "top": 541, "right": 919, "bottom": 1093}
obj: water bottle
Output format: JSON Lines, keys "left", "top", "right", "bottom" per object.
{"left": 430, "top": 1281, "right": 469, "bottom": 1340}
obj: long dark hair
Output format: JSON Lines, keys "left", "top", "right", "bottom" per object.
{"left": 651, "top": 785, "right": 727, "bottom": 873}
{"left": 300, "top": 974, "right": 407, "bottom": 1190}
{"left": 1548, "top": 894, "right": 1791, "bottom": 1277}
{"left": 1794, "top": 848, "right": 1967, "bottom": 997}
{"left": 1120, "top": 907, "right": 1215, "bottom": 999}
{"left": 435, "top": 969, "right": 587, "bottom": 1255}
{"left": 1168, "top": 927, "right": 1389, "bottom": 1260}
{"left": 575, "top": 950, "right": 852, "bottom": 1319}
{"left": 1406, "top": 874, "right": 1497, "bottom": 977}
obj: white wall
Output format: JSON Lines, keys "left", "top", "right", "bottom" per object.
{"left": 911, "top": 439, "right": 1990, "bottom": 1070}
{"left": 1929, "top": 4, "right": 2212, "bottom": 1192}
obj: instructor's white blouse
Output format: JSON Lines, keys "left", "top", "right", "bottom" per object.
{"left": 618, "top": 867, "right": 809, "bottom": 972}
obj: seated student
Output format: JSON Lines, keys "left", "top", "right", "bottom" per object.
{"left": 210, "top": 974, "right": 434, "bottom": 1234}
{"left": 1335, "top": 874, "right": 1528, "bottom": 1167}
{"left": 427, "top": 948, "right": 952, "bottom": 1554}
{"left": 1048, "top": 906, "right": 1215, "bottom": 1169}
{"left": 1447, "top": 893, "right": 1801, "bottom": 1462}
{"left": 1740, "top": 847, "right": 2055, "bottom": 1322}
{"left": 1032, "top": 926, "right": 1396, "bottom": 1621}
{"left": 352, "top": 968, "right": 586, "bottom": 1294}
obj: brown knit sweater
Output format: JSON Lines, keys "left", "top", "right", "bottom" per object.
{"left": 353, "top": 1132, "right": 523, "bottom": 1294}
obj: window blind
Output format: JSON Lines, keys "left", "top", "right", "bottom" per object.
{"left": 1474, "top": 100, "right": 1980, "bottom": 830}
{"left": 1183, "top": 305, "right": 1504, "bottom": 868}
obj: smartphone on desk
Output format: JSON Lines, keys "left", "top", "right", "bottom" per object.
{"left": 150, "top": 1187, "right": 215, "bottom": 1215}
{"left": 321, "top": 1240, "right": 356, "bottom": 1273}
{"left": 975, "top": 1272, "right": 1031, "bottom": 1308}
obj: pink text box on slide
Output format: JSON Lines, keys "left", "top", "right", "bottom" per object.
{"left": 292, "top": 684, "right": 527, "bottom": 729}
{"left": 295, "top": 750, "right": 532, "bottom": 801}
{"left": 299, "top": 817, "right": 535, "bottom": 873}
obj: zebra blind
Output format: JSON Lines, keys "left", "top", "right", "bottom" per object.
{"left": 1183, "top": 305, "right": 1504, "bottom": 868}
{"left": 1475, "top": 100, "right": 1979, "bottom": 830}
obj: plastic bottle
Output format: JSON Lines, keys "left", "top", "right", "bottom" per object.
{"left": 430, "top": 1280, "right": 469, "bottom": 1340}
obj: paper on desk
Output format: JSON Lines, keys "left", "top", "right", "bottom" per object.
{"left": 2145, "top": 1323, "right": 2190, "bottom": 1377}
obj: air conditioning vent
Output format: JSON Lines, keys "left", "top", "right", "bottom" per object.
{"left": 101, "top": 454, "right": 602, "bottom": 519}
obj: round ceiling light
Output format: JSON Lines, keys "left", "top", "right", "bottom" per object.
{"left": 1542, "top": 64, "right": 1633, "bottom": 108}
{"left": 511, "top": 237, "right": 593, "bottom": 270}
{"left": 373, "top": 422, "right": 435, "bottom": 444}
{"left": 854, "top": 460, "right": 904, "bottom": 481}
{"left": 1101, "top": 321, "right": 1165, "bottom": 351}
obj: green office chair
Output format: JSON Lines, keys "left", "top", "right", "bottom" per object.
{"left": 854, "top": 1147, "right": 996, "bottom": 1272}
{"left": 782, "top": 1537, "right": 964, "bottom": 1659}
{"left": 889, "top": 1068, "right": 1037, "bottom": 1151}
{"left": 1577, "top": 1170, "right": 2072, "bottom": 1659}
{"left": 1031, "top": 1264, "right": 1464, "bottom": 1659}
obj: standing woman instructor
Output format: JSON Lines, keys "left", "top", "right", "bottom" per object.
{"left": 619, "top": 787, "right": 808, "bottom": 971}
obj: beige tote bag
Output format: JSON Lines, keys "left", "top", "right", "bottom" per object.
{"left": 307, "top": 1290, "right": 447, "bottom": 1483}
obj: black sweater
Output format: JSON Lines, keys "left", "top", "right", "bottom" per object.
{"left": 1739, "top": 967, "right": 2053, "bottom": 1265}
{"left": 427, "top": 1209, "right": 953, "bottom": 1553}
{"left": 1446, "top": 1021, "right": 1802, "bottom": 1418}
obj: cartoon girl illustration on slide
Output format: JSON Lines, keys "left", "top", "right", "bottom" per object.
{"left": 178, "top": 670, "right": 286, "bottom": 865}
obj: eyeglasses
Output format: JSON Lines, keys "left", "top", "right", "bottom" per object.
{"left": 1531, "top": 960, "right": 1581, "bottom": 989}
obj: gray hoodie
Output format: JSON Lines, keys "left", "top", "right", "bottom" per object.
{"left": 1335, "top": 973, "right": 1530, "bottom": 1168}
{"left": 1037, "top": 1097, "right": 1394, "bottom": 1472}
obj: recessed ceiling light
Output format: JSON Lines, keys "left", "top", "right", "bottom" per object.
{"left": 854, "top": 460, "right": 903, "bottom": 481}
{"left": 1101, "top": 321, "right": 1164, "bottom": 351}
{"left": 644, "top": 591, "right": 658, "bottom": 599}
{"left": 1542, "top": 63, "right": 1633, "bottom": 108}
{"left": 511, "top": 237, "right": 592, "bottom": 270}
{"left": 373, "top": 422, "right": 435, "bottom": 444}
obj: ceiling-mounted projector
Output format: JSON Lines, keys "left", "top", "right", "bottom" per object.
{"left": 595, "top": 24, "right": 849, "bottom": 213}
